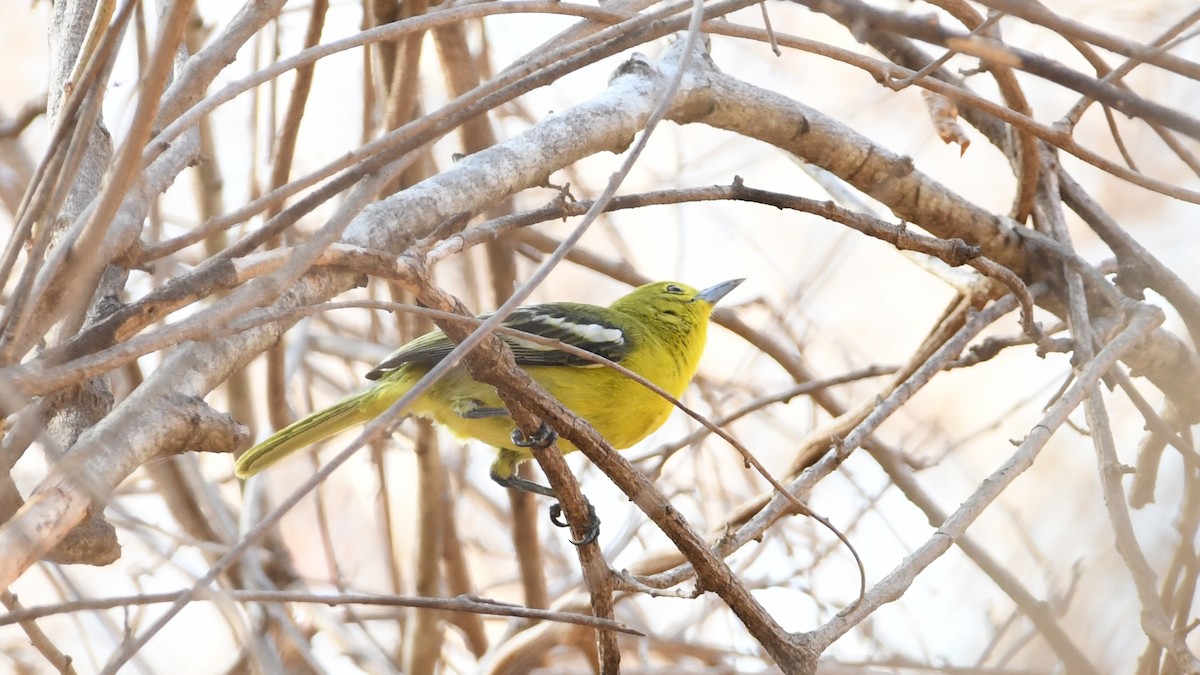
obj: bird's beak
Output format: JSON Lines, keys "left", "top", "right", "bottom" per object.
{"left": 695, "top": 278, "right": 744, "bottom": 305}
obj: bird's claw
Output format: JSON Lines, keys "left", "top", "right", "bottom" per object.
{"left": 548, "top": 501, "right": 601, "bottom": 546}
{"left": 510, "top": 422, "right": 557, "bottom": 449}
{"left": 548, "top": 502, "right": 569, "bottom": 528}
{"left": 509, "top": 423, "right": 595, "bottom": 544}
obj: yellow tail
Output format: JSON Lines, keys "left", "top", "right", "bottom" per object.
{"left": 234, "top": 389, "right": 376, "bottom": 478}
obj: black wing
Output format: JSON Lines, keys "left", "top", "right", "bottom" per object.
{"left": 365, "top": 303, "right": 633, "bottom": 380}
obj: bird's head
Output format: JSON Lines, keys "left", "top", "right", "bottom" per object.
{"left": 612, "top": 279, "right": 744, "bottom": 333}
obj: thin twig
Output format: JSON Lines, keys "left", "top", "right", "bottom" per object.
{"left": 0, "top": 590, "right": 642, "bottom": 634}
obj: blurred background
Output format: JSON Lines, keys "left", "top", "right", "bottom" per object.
{"left": 2, "top": 0, "right": 1199, "bottom": 672}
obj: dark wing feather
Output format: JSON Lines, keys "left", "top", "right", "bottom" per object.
{"left": 364, "top": 303, "right": 632, "bottom": 380}
{"left": 500, "top": 303, "right": 632, "bottom": 366}
{"left": 365, "top": 326, "right": 459, "bottom": 380}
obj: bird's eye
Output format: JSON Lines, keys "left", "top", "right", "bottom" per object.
{"left": 665, "top": 284, "right": 684, "bottom": 294}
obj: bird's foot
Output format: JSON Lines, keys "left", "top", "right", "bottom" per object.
{"left": 510, "top": 422, "right": 557, "bottom": 450}
{"left": 549, "top": 500, "right": 601, "bottom": 546}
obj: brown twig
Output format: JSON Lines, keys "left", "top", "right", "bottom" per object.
{"left": 792, "top": 0, "right": 1200, "bottom": 140}
{"left": 1, "top": 591, "right": 77, "bottom": 675}
{"left": 0, "top": 589, "right": 642, "bottom": 634}
{"left": 0, "top": 97, "right": 47, "bottom": 138}
{"left": 704, "top": 14, "right": 1200, "bottom": 204}
{"left": 922, "top": 0, "right": 1039, "bottom": 222}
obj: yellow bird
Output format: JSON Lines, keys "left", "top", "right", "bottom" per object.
{"left": 235, "top": 279, "right": 743, "bottom": 542}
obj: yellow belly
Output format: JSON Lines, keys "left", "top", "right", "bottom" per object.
{"left": 369, "top": 360, "right": 679, "bottom": 455}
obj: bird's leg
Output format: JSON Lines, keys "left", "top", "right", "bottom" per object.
{"left": 491, "top": 443, "right": 602, "bottom": 546}
{"left": 490, "top": 467, "right": 557, "bottom": 498}
{"left": 453, "top": 399, "right": 509, "bottom": 419}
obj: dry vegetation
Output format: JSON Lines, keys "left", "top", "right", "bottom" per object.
{"left": 1, "top": 0, "right": 1200, "bottom": 673}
